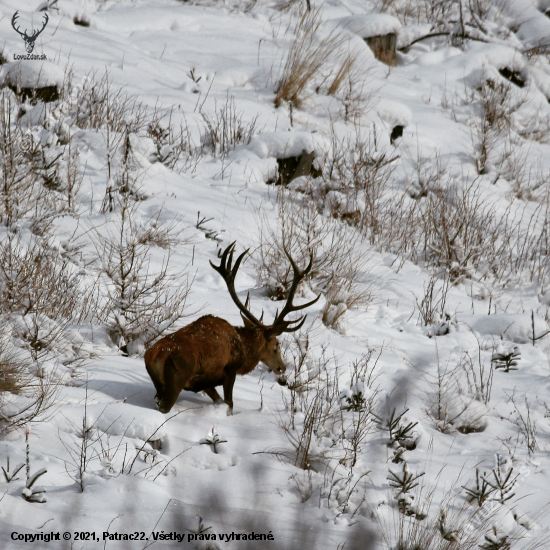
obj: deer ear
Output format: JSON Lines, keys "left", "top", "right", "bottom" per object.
{"left": 240, "top": 313, "right": 256, "bottom": 328}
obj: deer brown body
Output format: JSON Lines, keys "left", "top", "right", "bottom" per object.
{"left": 144, "top": 243, "right": 318, "bottom": 413}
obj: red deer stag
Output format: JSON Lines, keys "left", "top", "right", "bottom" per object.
{"left": 144, "top": 242, "right": 319, "bottom": 413}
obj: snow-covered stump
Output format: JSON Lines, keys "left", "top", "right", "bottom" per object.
{"left": 246, "top": 131, "right": 327, "bottom": 186}
{"left": 376, "top": 98, "right": 412, "bottom": 147}
{"left": 335, "top": 14, "right": 402, "bottom": 67}
{"left": 276, "top": 149, "right": 321, "bottom": 186}
{"left": 147, "top": 437, "right": 163, "bottom": 451}
{"left": 0, "top": 60, "right": 65, "bottom": 104}
{"left": 365, "top": 33, "right": 397, "bottom": 67}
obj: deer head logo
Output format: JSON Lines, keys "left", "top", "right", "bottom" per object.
{"left": 11, "top": 12, "right": 49, "bottom": 54}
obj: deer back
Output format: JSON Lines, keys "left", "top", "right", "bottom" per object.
{"left": 146, "top": 315, "right": 242, "bottom": 382}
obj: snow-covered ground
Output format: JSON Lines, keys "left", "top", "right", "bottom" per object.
{"left": 0, "top": 0, "right": 550, "bottom": 548}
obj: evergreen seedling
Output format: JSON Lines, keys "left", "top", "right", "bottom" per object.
{"left": 22, "top": 428, "right": 48, "bottom": 503}
{"left": 374, "top": 408, "right": 418, "bottom": 449}
{"left": 462, "top": 468, "right": 496, "bottom": 507}
{"left": 483, "top": 464, "right": 518, "bottom": 505}
{"left": 2, "top": 456, "right": 24, "bottom": 483}
{"left": 200, "top": 427, "right": 227, "bottom": 454}
{"left": 341, "top": 390, "right": 366, "bottom": 412}
{"left": 387, "top": 462, "right": 426, "bottom": 519}
{"left": 491, "top": 346, "right": 520, "bottom": 373}
{"left": 479, "top": 527, "right": 511, "bottom": 550}
{"left": 387, "top": 461, "right": 425, "bottom": 495}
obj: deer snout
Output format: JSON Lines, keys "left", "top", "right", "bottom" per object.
{"left": 271, "top": 362, "right": 286, "bottom": 376}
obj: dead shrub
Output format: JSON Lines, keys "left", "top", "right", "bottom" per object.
{"left": 466, "top": 73, "right": 528, "bottom": 174}
{"left": 416, "top": 180, "right": 513, "bottom": 283}
{"left": 147, "top": 109, "right": 203, "bottom": 173}
{"left": 200, "top": 96, "right": 259, "bottom": 157}
{"left": 0, "top": 334, "right": 31, "bottom": 395}
{"left": 254, "top": 194, "right": 373, "bottom": 329}
{"left": 414, "top": 272, "right": 453, "bottom": 333}
{"left": 0, "top": 90, "right": 43, "bottom": 228}
{"left": 325, "top": 50, "right": 375, "bottom": 123}
{"left": 0, "top": 232, "right": 88, "bottom": 364}
{"left": 0, "top": 232, "right": 84, "bottom": 322}
{"left": 274, "top": 8, "right": 345, "bottom": 108}
{"left": 422, "top": 348, "right": 488, "bottom": 435}
{"left": 73, "top": 71, "right": 148, "bottom": 135}
{"left": 0, "top": 326, "right": 61, "bottom": 435}
{"left": 303, "top": 125, "right": 407, "bottom": 250}
{"left": 91, "top": 202, "right": 193, "bottom": 356}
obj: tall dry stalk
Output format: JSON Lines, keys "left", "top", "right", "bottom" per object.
{"left": 275, "top": 9, "right": 345, "bottom": 108}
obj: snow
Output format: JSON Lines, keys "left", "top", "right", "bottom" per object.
{"left": 376, "top": 98, "right": 412, "bottom": 127}
{"left": 0, "top": 61, "right": 65, "bottom": 90}
{"left": 507, "top": 0, "right": 550, "bottom": 47}
{"left": 246, "top": 131, "right": 329, "bottom": 160}
{"left": 335, "top": 14, "right": 402, "bottom": 39}
{"left": 462, "top": 314, "right": 544, "bottom": 344}
{"left": 0, "top": 0, "right": 548, "bottom": 548}
{"left": 52, "top": 402, "right": 167, "bottom": 441}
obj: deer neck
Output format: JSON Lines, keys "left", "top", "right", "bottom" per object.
{"left": 235, "top": 326, "right": 265, "bottom": 374}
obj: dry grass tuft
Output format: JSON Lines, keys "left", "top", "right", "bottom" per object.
{"left": 274, "top": 8, "right": 345, "bottom": 108}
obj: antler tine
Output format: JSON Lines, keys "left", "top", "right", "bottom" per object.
{"left": 210, "top": 242, "right": 263, "bottom": 326}
{"left": 271, "top": 246, "right": 320, "bottom": 332}
{"left": 274, "top": 315, "right": 308, "bottom": 333}
{"left": 245, "top": 292, "right": 264, "bottom": 323}
{"left": 11, "top": 12, "right": 24, "bottom": 36}
{"left": 283, "top": 244, "right": 315, "bottom": 279}
{"left": 32, "top": 13, "right": 49, "bottom": 37}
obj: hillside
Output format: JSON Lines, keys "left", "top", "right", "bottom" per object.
{"left": 0, "top": 0, "right": 550, "bottom": 548}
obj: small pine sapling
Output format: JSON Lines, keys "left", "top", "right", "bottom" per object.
{"left": 387, "top": 462, "right": 425, "bottom": 519}
{"left": 340, "top": 353, "right": 378, "bottom": 412}
{"left": 391, "top": 447, "right": 406, "bottom": 464}
{"left": 200, "top": 427, "right": 227, "bottom": 454}
{"left": 147, "top": 122, "right": 175, "bottom": 166}
{"left": 187, "top": 516, "right": 212, "bottom": 536}
{"left": 479, "top": 526, "right": 511, "bottom": 550}
{"left": 374, "top": 408, "right": 418, "bottom": 450}
{"left": 438, "top": 508, "right": 459, "bottom": 542}
{"left": 187, "top": 68, "right": 202, "bottom": 84}
{"left": 462, "top": 468, "right": 495, "bottom": 506}
{"left": 491, "top": 346, "right": 520, "bottom": 373}
{"left": 483, "top": 463, "right": 518, "bottom": 505}
{"left": 387, "top": 461, "right": 425, "bottom": 495}
{"left": 340, "top": 383, "right": 367, "bottom": 412}
{"left": 22, "top": 428, "right": 47, "bottom": 503}
{"left": 2, "top": 456, "right": 24, "bottom": 482}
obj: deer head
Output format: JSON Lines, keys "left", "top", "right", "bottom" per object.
{"left": 210, "top": 242, "right": 320, "bottom": 375}
{"left": 12, "top": 12, "right": 49, "bottom": 54}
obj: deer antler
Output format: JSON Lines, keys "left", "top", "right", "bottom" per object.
{"left": 210, "top": 242, "right": 263, "bottom": 327}
{"left": 211, "top": 242, "right": 320, "bottom": 333}
{"left": 31, "top": 13, "right": 49, "bottom": 39}
{"left": 11, "top": 12, "right": 26, "bottom": 38}
{"left": 270, "top": 246, "right": 320, "bottom": 334}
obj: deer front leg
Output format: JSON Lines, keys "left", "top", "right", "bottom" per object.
{"left": 222, "top": 371, "right": 237, "bottom": 415}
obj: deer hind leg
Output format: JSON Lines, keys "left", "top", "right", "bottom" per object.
{"left": 157, "top": 355, "right": 188, "bottom": 414}
{"left": 203, "top": 387, "right": 224, "bottom": 404}
{"left": 145, "top": 363, "right": 165, "bottom": 408}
